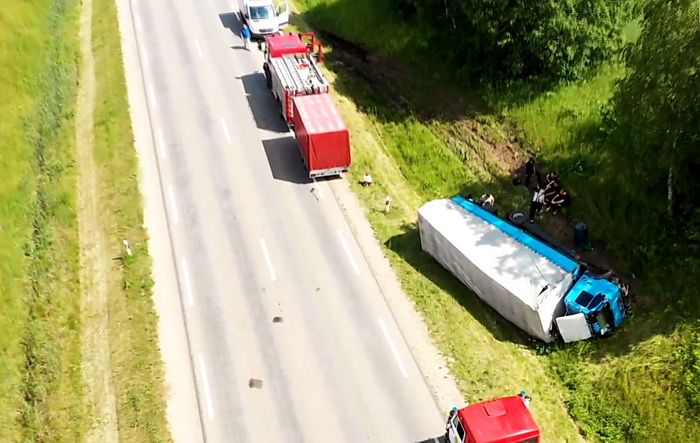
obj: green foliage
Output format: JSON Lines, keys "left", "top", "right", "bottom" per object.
{"left": 610, "top": 0, "right": 700, "bottom": 213}
{"left": 676, "top": 322, "right": 700, "bottom": 414}
{"left": 394, "top": 0, "right": 632, "bottom": 81}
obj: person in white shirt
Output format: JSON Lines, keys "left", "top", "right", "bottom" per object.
{"left": 529, "top": 185, "right": 545, "bottom": 223}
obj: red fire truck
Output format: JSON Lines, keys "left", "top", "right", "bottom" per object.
{"left": 446, "top": 393, "right": 540, "bottom": 443}
{"left": 262, "top": 32, "right": 350, "bottom": 178}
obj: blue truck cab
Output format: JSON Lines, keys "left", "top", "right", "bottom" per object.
{"left": 563, "top": 271, "right": 628, "bottom": 338}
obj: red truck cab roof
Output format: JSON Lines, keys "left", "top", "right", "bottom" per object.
{"left": 266, "top": 33, "right": 308, "bottom": 57}
{"left": 459, "top": 396, "right": 540, "bottom": 443}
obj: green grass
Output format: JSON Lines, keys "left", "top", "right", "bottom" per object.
{"left": 293, "top": 1, "right": 700, "bottom": 441}
{"left": 0, "top": 0, "right": 86, "bottom": 440}
{"left": 91, "top": 0, "right": 171, "bottom": 439}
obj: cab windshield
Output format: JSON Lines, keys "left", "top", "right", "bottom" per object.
{"left": 249, "top": 5, "right": 274, "bottom": 20}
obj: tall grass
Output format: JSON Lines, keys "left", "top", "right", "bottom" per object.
{"left": 91, "top": 0, "right": 171, "bottom": 440}
{"left": 294, "top": 1, "right": 700, "bottom": 441}
{"left": 0, "top": 0, "right": 86, "bottom": 440}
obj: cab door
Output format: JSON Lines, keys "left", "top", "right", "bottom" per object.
{"left": 447, "top": 415, "right": 467, "bottom": 443}
{"left": 276, "top": 2, "right": 289, "bottom": 28}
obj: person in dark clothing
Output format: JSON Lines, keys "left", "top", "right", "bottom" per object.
{"left": 524, "top": 157, "right": 536, "bottom": 187}
{"left": 550, "top": 189, "right": 571, "bottom": 214}
{"left": 529, "top": 185, "right": 545, "bottom": 223}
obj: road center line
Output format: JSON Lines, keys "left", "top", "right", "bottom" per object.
{"left": 167, "top": 184, "right": 179, "bottom": 224}
{"left": 259, "top": 238, "right": 277, "bottom": 282}
{"left": 197, "top": 353, "right": 215, "bottom": 421}
{"left": 141, "top": 45, "right": 149, "bottom": 67}
{"left": 220, "top": 117, "right": 231, "bottom": 145}
{"left": 180, "top": 257, "right": 195, "bottom": 307}
{"left": 337, "top": 230, "right": 360, "bottom": 275}
{"left": 147, "top": 83, "right": 157, "bottom": 109}
{"left": 157, "top": 128, "right": 167, "bottom": 159}
{"left": 312, "top": 178, "right": 325, "bottom": 199}
{"left": 379, "top": 318, "right": 409, "bottom": 379}
{"left": 194, "top": 38, "right": 203, "bottom": 58}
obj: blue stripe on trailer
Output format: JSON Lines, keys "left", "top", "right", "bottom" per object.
{"left": 451, "top": 196, "right": 579, "bottom": 274}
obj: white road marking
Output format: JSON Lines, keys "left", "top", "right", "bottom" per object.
{"left": 197, "top": 353, "right": 215, "bottom": 421}
{"left": 180, "top": 257, "right": 195, "bottom": 307}
{"left": 135, "top": 14, "right": 142, "bottom": 32}
{"left": 141, "top": 45, "right": 149, "bottom": 67}
{"left": 259, "top": 238, "right": 277, "bottom": 282}
{"left": 337, "top": 230, "right": 360, "bottom": 275}
{"left": 147, "top": 83, "right": 157, "bottom": 109}
{"left": 312, "top": 178, "right": 325, "bottom": 199}
{"left": 194, "top": 38, "right": 203, "bottom": 58}
{"left": 379, "top": 318, "right": 409, "bottom": 379}
{"left": 157, "top": 128, "right": 167, "bottom": 159}
{"left": 220, "top": 117, "right": 231, "bottom": 145}
{"left": 168, "top": 185, "right": 179, "bottom": 224}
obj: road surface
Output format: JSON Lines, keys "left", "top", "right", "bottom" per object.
{"left": 117, "top": 0, "right": 449, "bottom": 441}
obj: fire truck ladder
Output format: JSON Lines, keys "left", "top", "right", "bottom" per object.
{"left": 279, "top": 54, "right": 327, "bottom": 95}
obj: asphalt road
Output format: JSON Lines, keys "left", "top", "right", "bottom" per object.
{"left": 121, "top": 0, "right": 447, "bottom": 441}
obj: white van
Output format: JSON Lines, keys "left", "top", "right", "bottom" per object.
{"left": 238, "top": 0, "right": 289, "bottom": 38}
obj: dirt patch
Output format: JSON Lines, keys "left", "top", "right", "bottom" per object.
{"left": 76, "top": 0, "right": 119, "bottom": 440}
{"left": 313, "top": 27, "right": 529, "bottom": 189}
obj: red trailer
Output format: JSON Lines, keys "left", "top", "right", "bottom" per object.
{"left": 292, "top": 93, "right": 350, "bottom": 178}
{"left": 446, "top": 394, "right": 540, "bottom": 443}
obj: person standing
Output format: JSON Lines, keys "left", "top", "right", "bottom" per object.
{"left": 529, "top": 185, "right": 545, "bottom": 223}
{"left": 240, "top": 23, "right": 251, "bottom": 50}
{"left": 524, "top": 157, "right": 536, "bottom": 187}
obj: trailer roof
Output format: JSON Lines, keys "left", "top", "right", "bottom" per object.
{"left": 418, "top": 198, "right": 576, "bottom": 310}
{"left": 460, "top": 396, "right": 539, "bottom": 443}
{"left": 292, "top": 94, "right": 346, "bottom": 134}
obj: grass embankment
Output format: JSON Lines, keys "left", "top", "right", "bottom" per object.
{"left": 90, "top": 0, "right": 171, "bottom": 439}
{"left": 0, "top": 0, "right": 85, "bottom": 440}
{"left": 293, "top": 1, "right": 700, "bottom": 441}
{"left": 0, "top": 0, "right": 169, "bottom": 440}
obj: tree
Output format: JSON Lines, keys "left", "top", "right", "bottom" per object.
{"left": 610, "top": 0, "right": 700, "bottom": 218}
{"left": 394, "top": 0, "right": 631, "bottom": 81}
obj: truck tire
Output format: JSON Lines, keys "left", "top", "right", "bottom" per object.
{"left": 508, "top": 211, "right": 527, "bottom": 226}
{"left": 263, "top": 65, "right": 272, "bottom": 90}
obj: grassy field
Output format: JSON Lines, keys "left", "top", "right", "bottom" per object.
{"left": 90, "top": 0, "right": 171, "bottom": 439}
{"left": 291, "top": 1, "right": 700, "bottom": 441}
{"left": 0, "top": 0, "right": 86, "bottom": 440}
{"left": 0, "top": 0, "right": 170, "bottom": 440}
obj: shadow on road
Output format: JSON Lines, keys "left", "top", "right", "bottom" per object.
{"left": 238, "top": 73, "right": 291, "bottom": 133}
{"left": 262, "top": 137, "right": 311, "bottom": 184}
{"left": 218, "top": 11, "right": 242, "bottom": 34}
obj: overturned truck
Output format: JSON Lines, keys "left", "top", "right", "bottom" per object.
{"left": 418, "top": 196, "right": 630, "bottom": 343}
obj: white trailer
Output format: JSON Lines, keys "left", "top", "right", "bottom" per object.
{"left": 418, "top": 198, "right": 576, "bottom": 342}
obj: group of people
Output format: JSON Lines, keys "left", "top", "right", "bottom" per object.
{"left": 526, "top": 159, "right": 571, "bottom": 223}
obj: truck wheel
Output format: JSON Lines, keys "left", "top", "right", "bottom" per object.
{"left": 508, "top": 211, "right": 527, "bottom": 226}
{"left": 264, "top": 65, "right": 272, "bottom": 90}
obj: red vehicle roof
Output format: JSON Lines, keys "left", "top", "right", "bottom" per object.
{"left": 460, "top": 396, "right": 540, "bottom": 443}
{"left": 266, "top": 33, "right": 308, "bottom": 57}
{"left": 292, "top": 94, "right": 346, "bottom": 134}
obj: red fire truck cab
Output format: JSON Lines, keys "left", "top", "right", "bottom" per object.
{"left": 446, "top": 395, "right": 540, "bottom": 443}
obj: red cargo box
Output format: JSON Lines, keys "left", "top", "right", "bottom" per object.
{"left": 292, "top": 94, "right": 351, "bottom": 178}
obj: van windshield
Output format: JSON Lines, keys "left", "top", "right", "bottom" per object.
{"left": 249, "top": 5, "right": 274, "bottom": 20}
